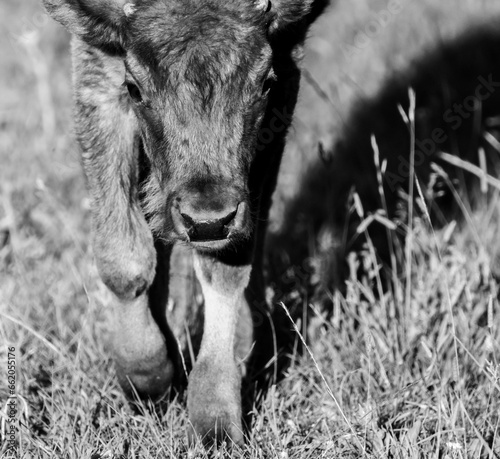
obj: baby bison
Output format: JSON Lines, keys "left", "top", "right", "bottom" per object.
{"left": 42, "top": 0, "right": 328, "bottom": 446}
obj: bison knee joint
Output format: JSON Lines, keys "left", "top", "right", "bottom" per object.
{"left": 100, "top": 266, "right": 153, "bottom": 300}
{"left": 97, "top": 255, "right": 156, "bottom": 300}
{"left": 101, "top": 272, "right": 152, "bottom": 300}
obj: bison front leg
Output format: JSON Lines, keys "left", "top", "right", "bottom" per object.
{"left": 73, "top": 39, "right": 173, "bottom": 400}
{"left": 187, "top": 254, "right": 252, "bottom": 446}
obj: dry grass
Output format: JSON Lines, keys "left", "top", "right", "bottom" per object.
{"left": 1, "top": 0, "right": 500, "bottom": 458}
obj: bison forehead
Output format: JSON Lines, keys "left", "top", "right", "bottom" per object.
{"left": 127, "top": 1, "right": 270, "bottom": 110}
{"left": 129, "top": 0, "right": 268, "bottom": 70}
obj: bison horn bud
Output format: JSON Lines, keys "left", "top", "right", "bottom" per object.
{"left": 123, "top": 3, "right": 136, "bottom": 17}
{"left": 256, "top": 0, "right": 271, "bottom": 13}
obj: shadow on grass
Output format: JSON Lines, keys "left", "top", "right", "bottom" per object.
{"left": 268, "top": 23, "right": 500, "bottom": 314}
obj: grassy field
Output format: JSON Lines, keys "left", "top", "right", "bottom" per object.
{"left": 2, "top": 0, "right": 500, "bottom": 457}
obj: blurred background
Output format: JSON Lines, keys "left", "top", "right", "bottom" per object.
{"left": 2, "top": 0, "right": 500, "bottom": 457}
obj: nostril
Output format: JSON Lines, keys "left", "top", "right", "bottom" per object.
{"left": 225, "top": 202, "right": 248, "bottom": 235}
{"left": 171, "top": 205, "right": 190, "bottom": 241}
{"left": 179, "top": 209, "right": 237, "bottom": 242}
{"left": 179, "top": 212, "right": 195, "bottom": 230}
{"left": 215, "top": 210, "right": 237, "bottom": 227}
{"left": 171, "top": 198, "right": 249, "bottom": 243}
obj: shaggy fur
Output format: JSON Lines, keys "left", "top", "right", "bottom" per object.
{"left": 42, "top": 0, "right": 330, "bottom": 446}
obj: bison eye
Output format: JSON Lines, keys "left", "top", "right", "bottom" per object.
{"left": 126, "top": 83, "right": 143, "bottom": 103}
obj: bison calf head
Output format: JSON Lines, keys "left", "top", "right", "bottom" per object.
{"left": 43, "top": 0, "right": 328, "bottom": 253}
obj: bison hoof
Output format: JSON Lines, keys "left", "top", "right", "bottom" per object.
{"left": 188, "top": 415, "right": 244, "bottom": 448}
{"left": 187, "top": 359, "right": 244, "bottom": 446}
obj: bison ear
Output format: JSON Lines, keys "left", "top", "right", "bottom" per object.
{"left": 42, "top": 0, "right": 129, "bottom": 54}
{"left": 269, "top": 0, "right": 329, "bottom": 33}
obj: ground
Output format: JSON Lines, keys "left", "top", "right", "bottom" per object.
{"left": 1, "top": 0, "right": 500, "bottom": 457}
